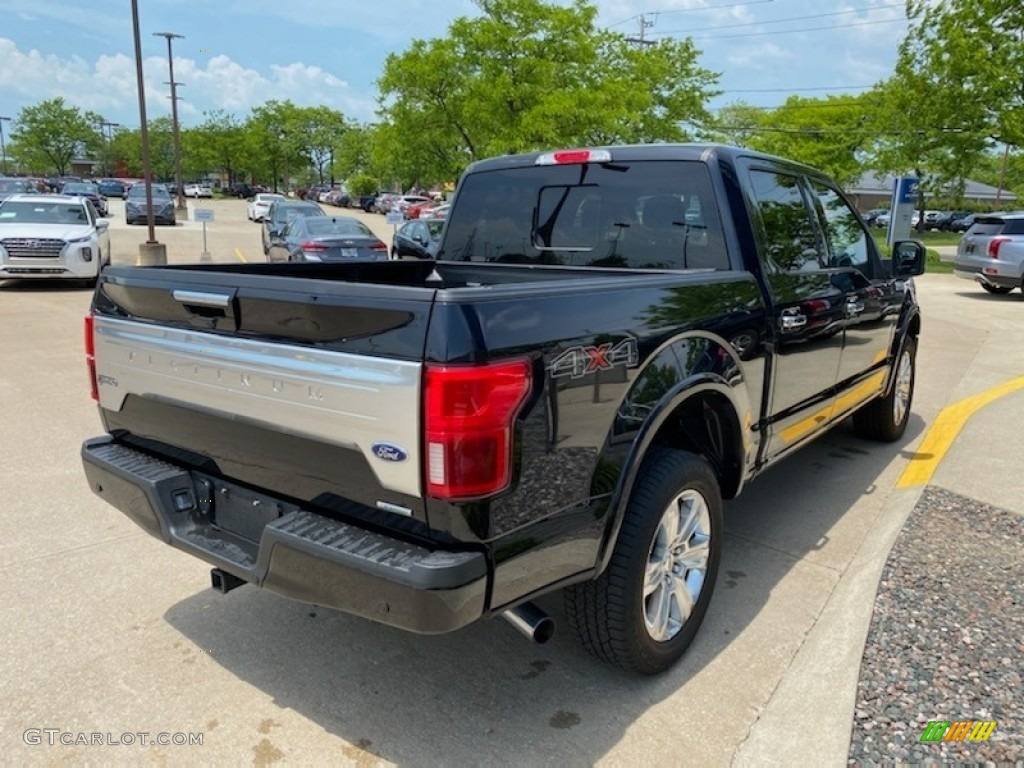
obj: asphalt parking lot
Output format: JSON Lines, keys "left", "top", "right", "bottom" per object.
{"left": 0, "top": 198, "right": 1021, "bottom": 765}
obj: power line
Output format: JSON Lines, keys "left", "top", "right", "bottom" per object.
{"left": 607, "top": 0, "right": 775, "bottom": 29}
{"left": 685, "top": 17, "right": 908, "bottom": 40}
{"left": 654, "top": 3, "right": 905, "bottom": 35}
{"left": 721, "top": 85, "right": 875, "bottom": 93}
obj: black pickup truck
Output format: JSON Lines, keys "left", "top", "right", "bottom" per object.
{"left": 81, "top": 144, "right": 925, "bottom": 674}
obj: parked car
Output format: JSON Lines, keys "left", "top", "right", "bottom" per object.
{"left": 266, "top": 215, "right": 388, "bottom": 263}
{"left": 97, "top": 179, "right": 128, "bottom": 198}
{"left": 373, "top": 193, "right": 399, "bottom": 213}
{"left": 47, "top": 176, "right": 81, "bottom": 193}
{"left": 325, "top": 189, "right": 349, "bottom": 207}
{"left": 230, "top": 182, "right": 260, "bottom": 199}
{"left": 0, "top": 177, "right": 39, "bottom": 202}
{"left": 873, "top": 212, "right": 891, "bottom": 229}
{"left": 424, "top": 203, "right": 450, "bottom": 220}
{"left": 951, "top": 213, "right": 1024, "bottom": 294}
{"left": 246, "top": 193, "right": 285, "bottom": 222}
{"left": 60, "top": 181, "right": 109, "bottom": 216}
{"left": 396, "top": 195, "right": 432, "bottom": 216}
{"left": 183, "top": 183, "right": 213, "bottom": 199}
{"left": 304, "top": 184, "right": 330, "bottom": 202}
{"left": 125, "top": 183, "right": 176, "bottom": 225}
{"left": 861, "top": 208, "right": 887, "bottom": 227}
{"left": 0, "top": 193, "right": 110, "bottom": 282}
{"left": 404, "top": 200, "right": 436, "bottom": 220}
{"left": 949, "top": 213, "right": 978, "bottom": 233}
{"left": 391, "top": 218, "right": 443, "bottom": 259}
{"left": 81, "top": 143, "right": 925, "bottom": 675}
{"left": 920, "top": 210, "right": 943, "bottom": 230}
{"left": 353, "top": 194, "right": 379, "bottom": 212}
{"left": 261, "top": 200, "right": 326, "bottom": 253}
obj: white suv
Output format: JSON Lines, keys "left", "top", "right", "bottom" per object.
{"left": 0, "top": 194, "right": 111, "bottom": 283}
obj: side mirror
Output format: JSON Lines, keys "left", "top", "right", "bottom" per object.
{"left": 95, "top": 219, "right": 110, "bottom": 230}
{"left": 892, "top": 240, "right": 926, "bottom": 277}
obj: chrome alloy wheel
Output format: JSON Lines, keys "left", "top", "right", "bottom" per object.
{"left": 643, "top": 489, "right": 712, "bottom": 642}
{"left": 893, "top": 348, "right": 913, "bottom": 426}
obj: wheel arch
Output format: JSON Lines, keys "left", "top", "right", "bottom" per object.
{"left": 594, "top": 376, "right": 748, "bottom": 576}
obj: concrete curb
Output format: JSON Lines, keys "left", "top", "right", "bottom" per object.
{"left": 733, "top": 485, "right": 926, "bottom": 767}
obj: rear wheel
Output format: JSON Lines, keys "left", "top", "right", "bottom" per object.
{"left": 853, "top": 336, "right": 916, "bottom": 442}
{"left": 981, "top": 284, "right": 1014, "bottom": 295}
{"left": 565, "top": 448, "right": 722, "bottom": 675}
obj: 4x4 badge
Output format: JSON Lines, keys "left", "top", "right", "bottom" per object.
{"left": 549, "top": 338, "right": 639, "bottom": 379}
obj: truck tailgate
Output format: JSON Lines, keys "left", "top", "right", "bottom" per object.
{"left": 89, "top": 265, "right": 436, "bottom": 524}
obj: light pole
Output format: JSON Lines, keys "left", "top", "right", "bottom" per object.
{"left": 99, "top": 120, "right": 119, "bottom": 176}
{"left": 0, "top": 116, "right": 10, "bottom": 175}
{"left": 153, "top": 31, "right": 187, "bottom": 213}
{"left": 279, "top": 130, "right": 290, "bottom": 196}
{"left": 131, "top": 0, "right": 165, "bottom": 263}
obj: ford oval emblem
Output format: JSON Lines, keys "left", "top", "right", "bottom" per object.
{"left": 372, "top": 443, "right": 408, "bottom": 463}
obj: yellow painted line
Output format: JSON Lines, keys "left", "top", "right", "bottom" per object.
{"left": 234, "top": 248, "right": 247, "bottom": 263}
{"left": 134, "top": 256, "right": 141, "bottom": 266}
{"left": 897, "top": 375, "right": 1024, "bottom": 488}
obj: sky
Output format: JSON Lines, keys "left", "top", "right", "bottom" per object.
{"left": 0, "top": 0, "right": 912, "bottom": 132}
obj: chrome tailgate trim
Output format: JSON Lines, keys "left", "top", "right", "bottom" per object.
{"left": 93, "top": 317, "right": 423, "bottom": 497}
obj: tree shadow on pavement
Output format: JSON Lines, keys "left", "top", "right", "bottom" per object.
{"left": 163, "top": 414, "right": 926, "bottom": 766}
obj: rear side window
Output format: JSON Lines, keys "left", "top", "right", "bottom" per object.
{"left": 440, "top": 160, "right": 730, "bottom": 270}
{"left": 983, "top": 218, "right": 1024, "bottom": 235}
{"left": 748, "top": 170, "right": 821, "bottom": 272}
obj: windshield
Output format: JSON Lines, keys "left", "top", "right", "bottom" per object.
{"left": 63, "top": 183, "right": 99, "bottom": 194}
{"left": 274, "top": 204, "right": 323, "bottom": 222}
{"left": 0, "top": 200, "right": 90, "bottom": 225}
{"left": 127, "top": 184, "right": 170, "bottom": 199}
{"left": 0, "top": 179, "right": 34, "bottom": 193}
{"left": 441, "top": 160, "right": 729, "bottom": 270}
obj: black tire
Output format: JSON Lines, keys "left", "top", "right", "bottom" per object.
{"left": 981, "top": 284, "right": 1014, "bottom": 295}
{"left": 853, "top": 336, "right": 917, "bottom": 442}
{"left": 564, "top": 448, "right": 723, "bottom": 675}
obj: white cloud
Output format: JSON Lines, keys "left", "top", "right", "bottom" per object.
{"left": 726, "top": 41, "right": 794, "bottom": 66}
{"left": 0, "top": 38, "right": 378, "bottom": 126}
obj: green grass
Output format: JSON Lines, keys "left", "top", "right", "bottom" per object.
{"left": 870, "top": 230, "right": 962, "bottom": 248}
{"left": 925, "top": 249, "right": 954, "bottom": 274}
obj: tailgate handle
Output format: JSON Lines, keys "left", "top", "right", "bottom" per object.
{"left": 172, "top": 290, "right": 232, "bottom": 308}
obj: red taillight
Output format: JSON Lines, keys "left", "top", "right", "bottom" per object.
{"left": 84, "top": 314, "right": 98, "bottom": 401}
{"left": 988, "top": 236, "right": 1010, "bottom": 259}
{"left": 300, "top": 241, "right": 328, "bottom": 251}
{"left": 370, "top": 241, "right": 387, "bottom": 251}
{"left": 424, "top": 359, "right": 532, "bottom": 500}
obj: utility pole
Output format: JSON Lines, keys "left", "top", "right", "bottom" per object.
{"left": 131, "top": 0, "right": 165, "bottom": 264}
{"left": 153, "top": 31, "right": 187, "bottom": 213}
{"left": 626, "top": 14, "right": 656, "bottom": 48}
{"left": 98, "top": 120, "right": 120, "bottom": 176}
{"left": 0, "top": 116, "right": 10, "bottom": 174}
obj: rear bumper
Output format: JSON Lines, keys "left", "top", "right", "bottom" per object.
{"left": 953, "top": 265, "right": 1020, "bottom": 289}
{"left": 81, "top": 436, "right": 488, "bottom": 633}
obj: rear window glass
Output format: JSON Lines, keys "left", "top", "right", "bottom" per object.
{"left": 440, "top": 160, "right": 730, "bottom": 270}
{"left": 304, "top": 218, "right": 372, "bottom": 236}
{"left": 969, "top": 218, "right": 1024, "bottom": 236}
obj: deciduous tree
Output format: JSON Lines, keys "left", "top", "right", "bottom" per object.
{"left": 10, "top": 98, "right": 103, "bottom": 175}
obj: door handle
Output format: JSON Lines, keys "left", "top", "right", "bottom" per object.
{"left": 172, "top": 290, "right": 232, "bottom": 308}
{"left": 780, "top": 313, "right": 807, "bottom": 330}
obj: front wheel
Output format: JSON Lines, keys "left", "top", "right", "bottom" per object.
{"left": 565, "top": 448, "right": 723, "bottom": 675}
{"left": 853, "top": 336, "right": 916, "bottom": 442}
{"left": 981, "top": 284, "right": 1014, "bottom": 295}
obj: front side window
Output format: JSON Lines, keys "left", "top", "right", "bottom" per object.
{"left": 748, "top": 170, "right": 822, "bottom": 272}
{"left": 441, "top": 160, "right": 730, "bottom": 270}
{"left": 809, "top": 181, "right": 869, "bottom": 270}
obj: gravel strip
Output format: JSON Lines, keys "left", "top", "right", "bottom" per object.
{"left": 848, "top": 486, "right": 1023, "bottom": 765}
